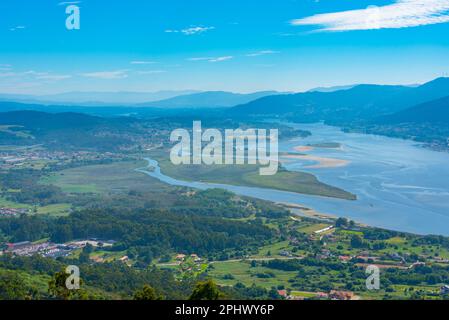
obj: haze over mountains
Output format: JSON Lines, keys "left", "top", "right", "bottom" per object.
{"left": 379, "top": 95, "right": 449, "bottom": 125}
{"left": 231, "top": 77, "right": 449, "bottom": 124}
{"left": 137, "top": 91, "right": 284, "bottom": 109}
{"left": 0, "top": 90, "right": 283, "bottom": 108}
{"left": 0, "top": 77, "right": 448, "bottom": 126}
{"left": 0, "top": 90, "right": 200, "bottom": 106}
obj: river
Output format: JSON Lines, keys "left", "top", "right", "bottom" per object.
{"left": 138, "top": 123, "right": 449, "bottom": 236}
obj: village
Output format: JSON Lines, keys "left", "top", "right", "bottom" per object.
{"left": 0, "top": 149, "right": 124, "bottom": 170}
{"left": 0, "top": 239, "right": 117, "bottom": 260}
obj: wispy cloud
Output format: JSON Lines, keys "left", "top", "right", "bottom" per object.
{"left": 0, "top": 64, "right": 12, "bottom": 71}
{"left": 0, "top": 72, "right": 16, "bottom": 78}
{"left": 246, "top": 50, "right": 280, "bottom": 57}
{"left": 36, "top": 74, "right": 72, "bottom": 81}
{"left": 209, "top": 56, "right": 233, "bottom": 62}
{"left": 188, "top": 56, "right": 233, "bottom": 63}
{"left": 0, "top": 70, "right": 72, "bottom": 81}
{"left": 81, "top": 70, "right": 128, "bottom": 79}
{"left": 166, "top": 26, "right": 215, "bottom": 35}
{"left": 130, "top": 60, "right": 157, "bottom": 65}
{"left": 136, "top": 70, "right": 167, "bottom": 75}
{"left": 23, "top": 70, "right": 49, "bottom": 76}
{"left": 58, "top": 1, "right": 81, "bottom": 6}
{"left": 290, "top": 0, "right": 449, "bottom": 32}
{"left": 10, "top": 26, "right": 26, "bottom": 32}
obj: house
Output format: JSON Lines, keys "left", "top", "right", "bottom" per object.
{"left": 277, "top": 290, "right": 288, "bottom": 298}
{"left": 339, "top": 255, "right": 352, "bottom": 263}
{"left": 119, "top": 256, "right": 129, "bottom": 262}
{"left": 314, "top": 226, "right": 334, "bottom": 235}
{"left": 316, "top": 292, "right": 329, "bottom": 299}
{"left": 176, "top": 254, "right": 186, "bottom": 261}
{"left": 279, "top": 250, "right": 292, "bottom": 257}
{"left": 441, "top": 285, "right": 449, "bottom": 295}
{"left": 329, "top": 290, "right": 355, "bottom": 301}
{"left": 191, "top": 254, "right": 202, "bottom": 262}
{"left": 6, "top": 241, "right": 31, "bottom": 251}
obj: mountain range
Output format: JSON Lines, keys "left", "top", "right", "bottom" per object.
{"left": 0, "top": 90, "right": 282, "bottom": 108}
{"left": 0, "top": 90, "right": 200, "bottom": 106}
{"left": 379, "top": 95, "right": 449, "bottom": 125}
{"left": 136, "top": 91, "right": 284, "bottom": 109}
{"left": 1, "top": 77, "right": 448, "bottom": 128}
{"left": 231, "top": 77, "right": 449, "bottom": 124}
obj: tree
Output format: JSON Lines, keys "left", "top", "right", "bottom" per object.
{"left": 189, "top": 280, "right": 223, "bottom": 300}
{"left": 133, "top": 285, "right": 162, "bottom": 300}
{"left": 350, "top": 235, "right": 365, "bottom": 249}
{"left": 0, "top": 272, "right": 31, "bottom": 300}
{"left": 48, "top": 269, "right": 87, "bottom": 300}
{"left": 336, "top": 217, "right": 349, "bottom": 228}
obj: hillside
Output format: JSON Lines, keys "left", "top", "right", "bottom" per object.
{"left": 378, "top": 95, "right": 449, "bottom": 124}
{"left": 138, "top": 91, "right": 282, "bottom": 109}
{"left": 230, "top": 77, "right": 449, "bottom": 123}
{"left": 0, "top": 90, "right": 200, "bottom": 106}
{"left": 0, "top": 110, "right": 137, "bottom": 151}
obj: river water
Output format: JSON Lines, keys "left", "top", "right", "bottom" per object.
{"left": 139, "top": 123, "right": 449, "bottom": 236}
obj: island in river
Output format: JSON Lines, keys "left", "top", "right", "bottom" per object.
{"left": 147, "top": 148, "right": 356, "bottom": 201}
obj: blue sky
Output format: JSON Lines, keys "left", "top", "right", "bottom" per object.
{"left": 1, "top": 0, "right": 449, "bottom": 94}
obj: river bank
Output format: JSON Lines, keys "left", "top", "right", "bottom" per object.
{"left": 138, "top": 122, "right": 449, "bottom": 236}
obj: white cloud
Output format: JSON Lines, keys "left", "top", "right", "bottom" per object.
{"left": 246, "top": 50, "right": 280, "bottom": 57}
{"left": 0, "top": 65, "right": 12, "bottom": 71}
{"left": 290, "top": 0, "right": 449, "bottom": 31}
{"left": 10, "top": 26, "right": 26, "bottom": 32}
{"left": 0, "top": 72, "right": 17, "bottom": 78}
{"left": 187, "top": 57, "right": 213, "bottom": 61}
{"left": 0, "top": 70, "right": 72, "bottom": 81}
{"left": 209, "top": 56, "right": 233, "bottom": 62}
{"left": 23, "top": 70, "right": 49, "bottom": 76}
{"left": 136, "top": 70, "right": 167, "bottom": 75}
{"left": 188, "top": 56, "right": 233, "bottom": 63}
{"left": 130, "top": 61, "right": 157, "bottom": 65}
{"left": 81, "top": 70, "right": 128, "bottom": 79}
{"left": 36, "top": 74, "right": 72, "bottom": 81}
{"left": 166, "top": 26, "right": 215, "bottom": 35}
{"left": 58, "top": 1, "right": 81, "bottom": 6}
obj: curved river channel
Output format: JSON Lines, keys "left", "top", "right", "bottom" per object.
{"left": 138, "top": 123, "right": 449, "bottom": 236}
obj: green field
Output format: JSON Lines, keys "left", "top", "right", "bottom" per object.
{"left": 0, "top": 196, "right": 71, "bottom": 217}
{"left": 0, "top": 196, "right": 30, "bottom": 209}
{"left": 148, "top": 149, "right": 356, "bottom": 200}
{"left": 40, "top": 160, "right": 171, "bottom": 195}
{"left": 0, "top": 125, "right": 34, "bottom": 139}
{"left": 208, "top": 259, "right": 310, "bottom": 290}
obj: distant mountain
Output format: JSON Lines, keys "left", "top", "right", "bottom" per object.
{"left": 0, "top": 90, "right": 200, "bottom": 106}
{"left": 308, "top": 85, "right": 356, "bottom": 93}
{"left": 378, "top": 95, "right": 449, "bottom": 125}
{"left": 231, "top": 84, "right": 412, "bottom": 122}
{"left": 0, "top": 110, "right": 107, "bottom": 131}
{"left": 137, "top": 91, "right": 284, "bottom": 109}
{"left": 230, "top": 77, "right": 449, "bottom": 123}
{"left": 0, "top": 110, "right": 140, "bottom": 151}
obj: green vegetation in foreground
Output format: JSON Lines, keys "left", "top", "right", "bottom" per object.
{"left": 148, "top": 149, "right": 356, "bottom": 200}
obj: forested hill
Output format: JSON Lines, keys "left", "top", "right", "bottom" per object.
{"left": 230, "top": 77, "right": 449, "bottom": 123}
{"left": 377, "top": 95, "right": 449, "bottom": 125}
{"left": 0, "top": 110, "right": 139, "bottom": 151}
